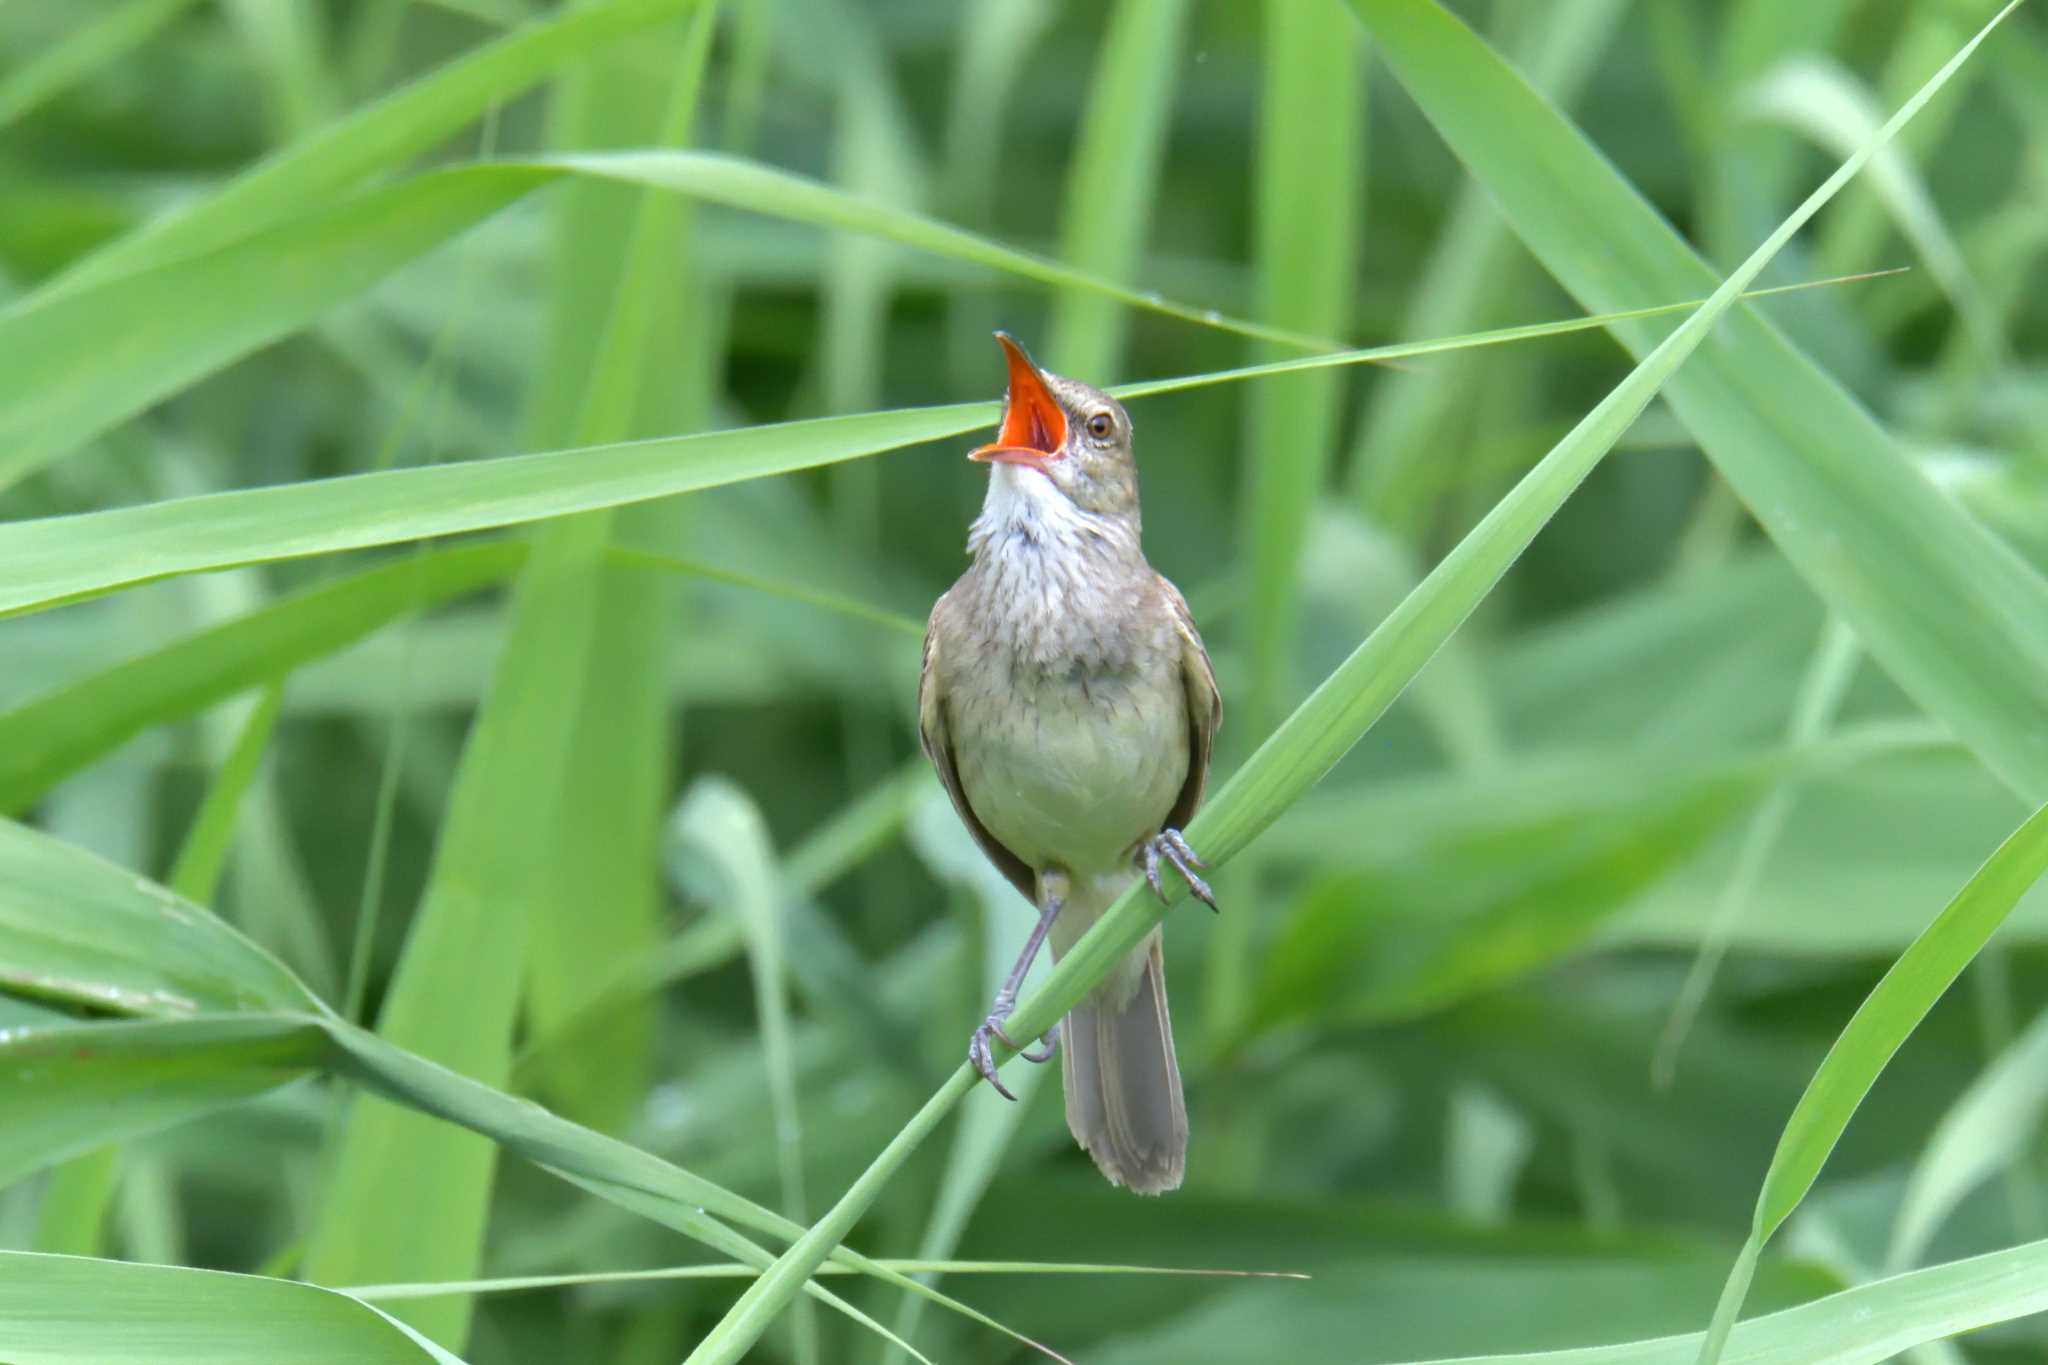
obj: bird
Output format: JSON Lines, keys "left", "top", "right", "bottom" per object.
{"left": 917, "top": 331, "right": 1221, "bottom": 1194}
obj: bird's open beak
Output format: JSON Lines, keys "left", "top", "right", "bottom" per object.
{"left": 968, "top": 332, "right": 1067, "bottom": 469}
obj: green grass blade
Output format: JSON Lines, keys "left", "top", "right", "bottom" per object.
{"left": 880, "top": 794, "right": 1059, "bottom": 1363}
{"left": 1356, "top": 1232, "right": 2048, "bottom": 1365}
{"left": 512, "top": 1, "right": 713, "bottom": 1137}
{"left": 680, "top": 2, "right": 1907, "bottom": 1340}
{"left": 0, "top": 1016, "right": 327, "bottom": 1190}
{"left": 1821, "top": 5, "right": 1983, "bottom": 274}
{"left": 609, "top": 546, "right": 924, "bottom": 636}
{"left": 0, "top": 0, "right": 200, "bottom": 129}
{"left": 0, "top": 998, "right": 1010, "bottom": 1363}
{"left": 1650, "top": 617, "right": 1862, "bottom": 1087}
{"left": 0, "top": 818, "right": 314, "bottom": 1017}
{"left": 316, "top": 1024, "right": 1043, "bottom": 1363}
{"left": 810, "top": 15, "right": 924, "bottom": 1132}
{"left": 1252, "top": 767, "right": 1760, "bottom": 1032}
{"left": 0, "top": 1249, "right": 473, "bottom": 1365}
{"left": 1213, "top": 0, "right": 1366, "bottom": 1044}
{"left": 1240, "top": 0, "right": 1361, "bottom": 734}
{"left": 47, "top": 0, "right": 700, "bottom": 292}
{"left": 1890, "top": 1004, "right": 2048, "bottom": 1270}
{"left": 669, "top": 780, "right": 811, "bottom": 1258}
{"left": 0, "top": 277, "right": 1873, "bottom": 621}
{"left": 1347, "top": 0, "right": 1627, "bottom": 534}
{"left": 544, "top": 148, "right": 1333, "bottom": 352}
{"left": 1353, "top": 0, "right": 2048, "bottom": 805}
{"left": 165, "top": 686, "right": 287, "bottom": 905}
{"left": 0, "top": 144, "right": 1324, "bottom": 491}
{"left": 26, "top": 674, "right": 289, "bottom": 1260}
{"left": 301, "top": 518, "right": 609, "bottom": 1347}
{"left": 0, "top": 169, "right": 542, "bottom": 491}
{"left": 938, "top": 0, "right": 1056, "bottom": 392}
{"left": 31, "top": 1145, "right": 120, "bottom": 1257}
{"left": 0, "top": 546, "right": 1040, "bottom": 1351}
{"left": 221, "top": 0, "right": 340, "bottom": 143}
{"left": 0, "top": 543, "right": 521, "bottom": 813}
{"left": 1747, "top": 56, "right": 2005, "bottom": 365}
{"left": 349, "top": 1260, "right": 1302, "bottom": 1299}
{"left": 1044, "top": 0, "right": 1191, "bottom": 380}
{"left": 1695, "top": 796, "right": 2048, "bottom": 1361}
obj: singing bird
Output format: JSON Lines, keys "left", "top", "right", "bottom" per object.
{"left": 918, "top": 333, "right": 1221, "bottom": 1194}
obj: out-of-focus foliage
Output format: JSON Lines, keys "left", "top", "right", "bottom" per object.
{"left": 3, "top": 1, "right": 2048, "bottom": 1362}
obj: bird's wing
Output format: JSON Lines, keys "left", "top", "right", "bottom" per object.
{"left": 1159, "top": 575, "right": 1222, "bottom": 834}
{"left": 919, "top": 591, "right": 1037, "bottom": 901}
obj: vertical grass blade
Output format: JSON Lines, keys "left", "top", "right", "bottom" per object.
{"left": 301, "top": 522, "right": 610, "bottom": 1348}
{"left": 514, "top": 0, "right": 715, "bottom": 1136}
{"left": 1211, "top": 0, "right": 1365, "bottom": 1038}
{"left": 1045, "top": 0, "right": 1192, "bottom": 380}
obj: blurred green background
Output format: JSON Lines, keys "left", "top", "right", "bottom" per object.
{"left": 4, "top": 0, "right": 2048, "bottom": 1361}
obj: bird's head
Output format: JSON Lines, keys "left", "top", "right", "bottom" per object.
{"left": 969, "top": 332, "right": 1139, "bottom": 523}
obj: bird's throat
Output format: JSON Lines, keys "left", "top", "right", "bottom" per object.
{"left": 964, "top": 466, "right": 1153, "bottom": 674}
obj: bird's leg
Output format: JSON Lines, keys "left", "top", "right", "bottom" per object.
{"left": 1139, "top": 827, "right": 1217, "bottom": 911}
{"left": 969, "top": 875, "right": 1065, "bottom": 1099}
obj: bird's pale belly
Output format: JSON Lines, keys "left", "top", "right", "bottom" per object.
{"left": 950, "top": 662, "right": 1188, "bottom": 876}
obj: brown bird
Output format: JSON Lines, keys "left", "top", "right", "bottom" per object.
{"left": 918, "top": 333, "right": 1221, "bottom": 1194}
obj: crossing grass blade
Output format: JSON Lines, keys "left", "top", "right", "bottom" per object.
{"left": 1346, "top": 0, "right": 1627, "bottom": 534}
{"left": 0, "top": 824, "right": 1062, "bottom": 1362}
{"left": 0, "top": 275, "right": 1877, "bottom": 621}
{"left": 511, "top": 0, "right": 713, "bottom": 1138}
{"left": 1746, "top": 56, "right": 2004, "bottom": 365}
{"left": 1351, "top": 0, "right": 2048, "bottom": 806}
{"left": 0, "top": 544, "right": 520, "bottom": 813}
{"left": 346, "top": 1260, "right": 1305, "bottom": 1299}
{"left": 0, "top": 146, "right": 1329, "bottom": 489}
{"left": 300, "top": 515, "right": 609, "bottom": 1348}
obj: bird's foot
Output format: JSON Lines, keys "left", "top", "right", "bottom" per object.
{"left": 1140, "top": 827, "right": 1217, "bottom": 911}
{"left": 970, "top": 1008, "right": 1059, "bottom": 1101}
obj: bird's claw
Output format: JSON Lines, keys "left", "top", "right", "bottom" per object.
{"left": 1140, "top": 828, "right": 1217, "bottom": 911}
{"left": 971, "top": 1014, "right": 1059, "bottom": 1100}
{"left": 1017, "top": 1020, "right": 1059, "bottom": 1064}
{"left": 969, "top": 1020, "right": 1017, "bottom": 1100}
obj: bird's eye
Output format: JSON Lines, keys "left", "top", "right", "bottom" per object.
{"left": 1086, "top": 412, "right": 1115, "bottom": 441}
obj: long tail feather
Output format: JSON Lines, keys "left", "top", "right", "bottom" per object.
{"left": 1059, "top": 930, "right": 1185, "bottom": 1194}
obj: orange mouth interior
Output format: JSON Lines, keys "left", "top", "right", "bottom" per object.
{"left": 968, "top": 334, "right": 1066, "bottom": 467}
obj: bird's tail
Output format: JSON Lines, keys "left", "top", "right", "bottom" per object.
{"left": 1056, "top": 924, "right": 1186, "bottom": 1195}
